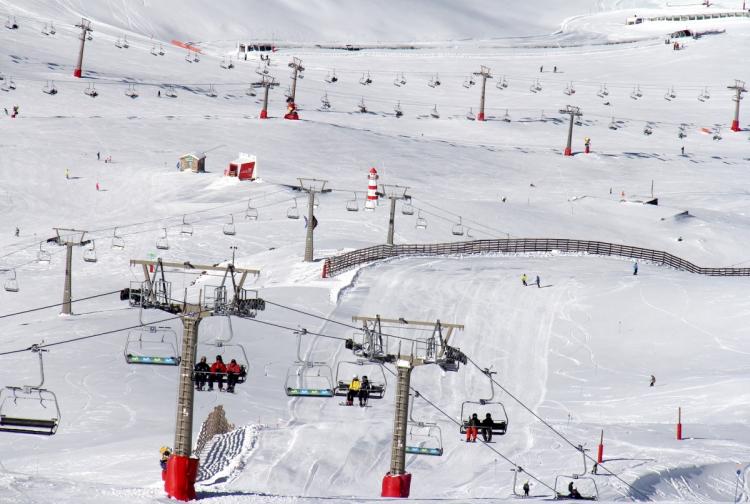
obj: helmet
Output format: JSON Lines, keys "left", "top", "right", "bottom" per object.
{"left": 352, "top": 374, "right": 359, "bottom": 380}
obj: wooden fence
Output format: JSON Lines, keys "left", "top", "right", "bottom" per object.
{"left": 322, "top": 239, "right": 750, "bottom": 278}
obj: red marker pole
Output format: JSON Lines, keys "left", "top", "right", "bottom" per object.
{"left": 597, "top": 430, "right": 604, "bottom": 464}
{"left": 677, "top": 407, "right": 683, "bottom": 440}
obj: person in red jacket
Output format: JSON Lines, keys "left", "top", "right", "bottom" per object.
{"left": 226, "top": 358, "right": 242, "bottom": 393}
{"left": 208, "top": 355, "right": 227, "bottom": 391}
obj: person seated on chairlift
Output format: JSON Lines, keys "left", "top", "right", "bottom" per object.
{"left": 358, "top": 375, "right": 371, "bottom": 407}
{"left": 466, "top": 413, "right": 479, "bottom": 442}
{"left": 209, "top": 355, "right": 227, "bottom": 391}
{"left": 481, "top": 412, "right": 494, "bottom": 442}
{"left": 194, "top": 356, "right": 210, "bottom": 391}
{"left": 568, "top": 481, "right": 583, "bottom": 499}
{"left": 346, "top": 375, "right": 361, "bottom": 405}
{"left": 226, "top": 358, "right": 242, "bottom": 393}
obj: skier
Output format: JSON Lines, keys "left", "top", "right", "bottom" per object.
{"left": 523, "top": 481, "right": 530, "bottom": 497}
{"left": 346, "top": 375, "right": 361, "bottom": 405}
{"left": 553, "top": 66, "right": 557, "bottom": 73}
{"left": 14, "top": 227, "right": 19, "bottom": 237}
{"left": 521, "top": 273, "right": 528, "bottom": 286}
{"left": 591, "top": 462, "right": 598, "bottom": 475}
{"left": 96, "top": 182, "right": 100, "bottom": 191}
{"left": 194, "top": 356, "right": 210, "bottom": 391}
{"left": 681, "top": 146, "right": 685, "bottom": 156}
{"left": 539, "top": 65, "right": 543, "bottom": 73}
{"left": 481, "top": 413, "right": 494, "bottom": 442}
{"left": 65, "top": 168, "right": 70, "bottom": 179}
{"left": 97, "top": 151, "right": 100, "bottom": 161}
{"left": 157, "top": 90, "right": 161, "bottom": 98}
{"left": 633, "top": 262, "right": 639, "bottom": 276}
{"left": 226, "top": 358, "right": 242, "bottom": 393}
{"left": 535, "top": 275, "right": 541, "bottom": 288}
{"left": 11, "top": 105, "right": 18, "bottom": 118}
{"left": 208, "top": 355, "right": 227, "bottom": 391}
{"left": 159, "top": 446, "right": 171, "bottom": 470}
{"left": 650, "top": 374, "right": 656, "bottom": 387}
{"left": 358, "top": 375, "right": 371, "bottom": 407}
{"left": 465, "top": 413, "right": 479, "bottom": 442}
{"left": 584, "top": 137, "right": 591, "bottom": 154}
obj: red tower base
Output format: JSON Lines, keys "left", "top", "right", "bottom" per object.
{"left": 564, "top": 147, "right": 572, "bottom": 156}
{"left": 677, "top": 423, "right": 683, "bottom": 440}
{"left": 73, "top": 67, "right": 82, "bottom": 78}
{"left": 382, "top": 472, "right": 412, "bottom": 498}
{"left": 164, "top": 455, "right": 199, "bottom": 501}
{"left": 476, "top": 112, "right": 485, "bottom": 121}
{"left": 284, "top": 112, "right": 299, "bottom": 120}
{"left": 730, "top": 120, "right": 740, "bottom": 132}
{"left": 597, "top": 443, "right": 603, "bottom": 464}
{"left": 322, "top": 260, "right": 330, "bottom": 278}
{"left": 259, "top": 109, "right": 268, "bottom": 119}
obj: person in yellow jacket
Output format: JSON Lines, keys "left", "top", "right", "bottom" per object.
{"left": 159, "top": 446, "right": 171, "bottom": 470}
{"left": 346, "top": 375, "right": 361, "bottom": 405}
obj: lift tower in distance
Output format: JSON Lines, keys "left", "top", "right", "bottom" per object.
{"left": 560, "top": 105, "right": 583, "bottom": 156}
{"left": 728, "top": 79, "right": 746, "bottom": 132}
{"left": 128, "top": 258, "right": 262, "bottom": 501}
{"left": 473, "top": 66, "right": 493, "bottom": 121}
{"left": 349, "top": 315, "right": 466, "bottom": 498}
{"left": 73, "top": 18, "right": 93, "bottom": 78}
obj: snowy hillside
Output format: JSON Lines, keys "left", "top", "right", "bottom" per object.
{"left": 1, "top": 0, "right": 750, "bottom": 503}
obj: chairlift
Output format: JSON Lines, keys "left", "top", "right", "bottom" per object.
{"left": 41, "top": 23, "right": 49, "bottom": 36}
{"left": 206, "top": 84, "right": 218, "bottom": 98}
{"left": 4, "top": 16, "right": 18, "bottom": 30}
{"left": 393, "top": 73, "right": 402, "bottom": 87}
{"left": 150, "top": 45, "right": 158, "bottom": 56}
{"left": 394, "top": 101, "right": 403, "bottom": 118}
{"left": 185, "top": 50, "right": 193, "bottom": 63}
{"left": 284, "top": 85, "right": 292, "bottom": 100}
{"left": 713, "top": 128, "right": 722, "bottom": 141}
{"left": 459, "top": 369, "right": 509, "bottom": 437}
{"left": 111, "top": 227, "right": 125, "bottom": 249}
{"left": 0, "top": 77, "right": 13, "bottom": 92}
{"left": 124, "top": 326, "right": 180, "bottom": 365}
{"left": 466, "top": 108, "right": 475, "bottom": 121}
{"left": 333, "top": 359, "right": 387, "bottom": 399}
{"left": 415, "top": 210, "right": 427, "bottom": 230}
{"left": 284, "top": 332, "right": 334, "bottom": 397}
{"left": 158, "top": 44, "right": 165, "bottom": 56}
{"left": 554, "top": 475, "right": 599, "bottom": 501}
{"left": 496, "top": 75, "right": 508, "bottom": 90}
{"left": 84, "top": 83, "right": 98, "bottom": 98}
{"left": 193, "top": 51, "right": 200, "bottom": 63}
{"left": 195, "top": 320, "right": 249, "bottom": 388}
{"left": 220, "top": 56, "right": 234, "bottom": 69}
{"left": 4, "top": 269, "right": 19, "bottom": 292}
{"left": 43, "top": 81, "right": 58, "bottom": 95}
{"left": 430, "top": 104, "right": 439, "bottom": 119}
{"left": 320, "top": 93, "right": 331, "bottom": 110}
{"left": 669, "top": 86, "right": 676, "bottom": 99}
{"left": 125, "top": 83, "right": 138, "bottom": 98}
{"left": 405, "top": 392, "right": 443, "bottom": 456}
{"left": 643, "top": 124, "right": 653, "bottom": 136}
{"left": 82, "top": 241, "right": 97, "bottom": 263}
{"left": 358, "top": 97, "right": 367, "bottom": 113}
{"left": 698, "top": 87, "right": 710, "bottom": 102}
{"left": 122, "top": 36, "right": 129, "bottom": 49}
{"left": 502, "top": 109, "right": 511, "bottom": 123}
{"left": 359, "top": 72, "right": 372, "bottom": 86}
{"left": 181, "top": 215, "right": 194, "bottom": 235}
{"left": 563, "top": 82, "right": 576, "bottom": 95}
{"left": 86, "top": 31, "right": 93, "bottom": 41}
{"left": 287, "top": 198, "right": 301, "bottom": 219}
{"left": 245, "top": 199, "right": 259, "bottom": 220}
{"left": 114, "top": 37, "right": 123, "bottom": 49}
{"left": 256, "top": 63, "right": 269, "bottom": 75}
{"left": 451, "top": 217, "right": 465, "bottom": 236}
{"left": 37, "top": 243, "right": 52, "bottom": 263}
{"left": 246, "top": 85, "right": 256, "bottom": 97}
{"left": 463, "top": 76, "right": 472, "bottom": 89}
{"left": 346, "top": 193, "right": 360, "bottom": 212}
{"left": 165, "top": 85, "right": 177, "bottom": 98}
{"left": 401, "top": 197, "right": 414, "bottom": 216}
{"left": 428, "top": 75, "right": 436, "bottom": 88}
{"left": 223, "top": 215, "right": 236, "bottom": 235}
{"left": 156, "top": 228, "right": 169, "bottom": 250}
{"left": 400, "top": 73, "right": 407, "bottom": 86}
{"left": 608, "top": 116, "right": 618, "bottom": 130}
{"left": 0, "top": 346, "right": 61, "bottom": 435}
{"left": 325, "top": 69, "right": 338, "bottom": 84}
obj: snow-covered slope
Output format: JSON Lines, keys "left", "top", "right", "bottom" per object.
{"left": 0, "top": 0, "right": 749, "bottom": 502}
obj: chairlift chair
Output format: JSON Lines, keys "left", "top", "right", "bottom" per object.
{"left": 325, "top": 69, "right": 338, "bottom": 84}
{"left": 43, "top": 81, "right": 58, "bottom": 95}
{"left": 195, "top": 325, "right": 249, "bottom": 387}
{"left": 124, "top": 326, "right": 180, "bottom": 365}
{"left": 41, "top": 23, "right": 49, "bottom": 36}
{"left": 223, "top": 215, "right": 236, "bottom": 235}
{"left": 286, "top": 198, "right": 301, "bottom": 220}
{"left": 346, "top": 193, "right": 360, "bottom": 212}
{"left": 394, "top": 102, "right": 403, "bottom": 118}
{"left": 37, "top": 243, "right": 52, "bottom": 263}
{"left": 206, "top": 84, "right": 218, "bottom": 98}
{"left": 333, "top": 359, "right": 387, "bottom": 399}
{"left": 122, "top": 36, "right": 129, "bottom": 49}
{"left": 246, "top": 85, "right": 257, "bottom": 97}
{"left": 156, "top": 228, "right": 169, "bottom": 250}
{"left": 4, "top": 269, "right": 19, "bottom": 292}
{"left": 644, "top": 124, "right": 653, "bottom": 136}
{"left": 285, "top": 361, "right": 334, "bottom": 397}
{"left": 463, "top": 76, "right": 472, "bottom": 89}
{"left": 554, "top": 451, "right": 599, "bottom": 502}
{"left": 466, "top": 108, "right": 475, "bottom": 120}
{"left": 82, "top": 241, "right": 97, "bottom": 263}
{"left": 393, "top": 73, "right": 402, "bottom": 87}
{"left": 125, "top": 84, "right": 138, "bottom": 98}
{"left": 664, "top": 89, "right": 672, "bottom": 101}
{"left": 430, "top": 105, "right": 439, "bottom": 119}
{"left": 502, "top": 109, "right": 511, "bottom": 123}
{"left": 406, "top": 393, "right": 444, "bottom": 456}
{"left": 320, "top": 93, "right": 331, "bottom": 110}
{"left": 111, "top": 227, "right": 125, "bottom": 249}
{"left": 669, "top": 86, "right": 676, "bottom": 99}
{"left": 400, "top": 73, "right": 407, "bottom": 86}
{"left": 84, "top": 83, "right": 98, "bottom": 98}
{"left": 114, "top": 37, "right": 123, "bottom": 49}
{"left": 245, "top": 199, "right": 259, "bottom": 220}
{"left": 165, "top": 85, "right": 177, "bottom": 98}
{"left": 608, "top": 117, "right": 618, "bottom": 130}
{"left": 451, "top": 217, "right": 465, "bottom": 236}
{"left": 358, "top": 97, "right": 367, "bottom": 113}
{"left": 150, "top": 45, "right": 158, "bottom": 56}
{"left": 181, "top": 215, "right": 194, "bottom": 235}
{"left": 220, "top": 56, "right": 230, "bottom": 69}
{"left": 185, "top": 50, "right": 193, "bottom": 63}
{"left": 193, "top": 51, "right": 200, "bottom": 62}
{"left": 87, "top": 31, "right": 93, "bottom": 41}
{"left": 401, "top": 197, "right": 414, "bottom": 216}
{"left": 415, "top": 210, "right": 427, "bottom": 230}
{"left": 459, "top": 370, "right": 509, "bottom": 437}
{"left": 428, "top": 75, "right": 436, "bottom": 88}
{"left": 158, "top": 44, "right": 165, "bottom": 56}
{"left": 359, "top": 72, "right": 372, "bottom": 86}
{"left": 698, "top": 87, "right": 710, "bottom": 102}
{"left": 5, "top": 16, "right": 18, "bottom": 30}
{"left": 563, "top": 82, "right": 575, "bottom": 95}
{"left": 0, "top": 346, "right": 61, "bottom": 435}
{"left": 713, "top": 128, "right": 722, "bottom": 141}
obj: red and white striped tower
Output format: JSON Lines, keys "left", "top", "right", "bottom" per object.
{"left": 365, "top": 167, "right": 379, "bottom": 210}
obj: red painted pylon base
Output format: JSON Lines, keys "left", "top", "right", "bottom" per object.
{"left": 322, "top": 260, "right": 330, "bottom": 278}
{"left": 597, "top": 443, "right": 604, "bottom": 464}
{"left": 284, "top": 112, "right": 299, "bottom": 120}
{"left": 677, "top": 423, "right": 683, "bottom": 440}
{"left": 730, "top": 120, "right": 740, "bottom": 132}
{"left": 564, "top": 147, "right": 572, "bottom": 156}
{"left": 477, "top": 112, "right": 485, "bottom": 121}
{"left": 164, "top": 455, "right": 199, "bottom": 502}
{"left": 73, "top": 67, "right": 82, "bottom": 78}
{"left": 382, "top": 472, "right": 412, "bottom": 498}
{"left": 259, "top": 109, "right": 268, "bottom": 119}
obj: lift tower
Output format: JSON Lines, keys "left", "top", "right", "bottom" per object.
{"left": 473, "top": 66, "right": 493, "bottom": 121}
{"left": 73, "top": 18, "right": 93, "bottom": 78}
{"left": 560, "top": 105, "right": 583, "bottom": 156}
{"left": 728, "top": 79, "right": 746, "bottom": 132}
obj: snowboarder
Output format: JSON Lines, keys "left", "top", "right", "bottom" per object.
{"left": 14, "top": 227, "right": 19, "bottom": 237}
{"left": 208, "top": 355, "right": 227, "bottom": 391}
{"left": 358, "top": 375, "right": 371, "bottom": 407}
{"left": 194, "top": 356, "right": 210, "bottom": 391}
{"left": 633, "top": 262, "right": 639, "bottom": 276}
{"left": 97, "top": 151, "right": 100, "bottom": 161}
{"left": 346, "top": 375, "right": 361, "bottom": 405}
{"left": 523, "top": 481, "right": 530, "bottom": 497}
{"left": 159, "top": 446, "right": 171, "bottom": 470}
{"left": 535, "top": 275, "right": 541, "bottom": 288}
{"left": 649, "top": 374, "right": 655, "bottom": 387}
{"left": 521, "top": 273, "right": 528, "bottom": 286}
{"left": 465, "top": 413, "right": 479, "bottom": 442}
{"left": 481, "top": 413, "right": 494, "bottom": 442}
{"left": 226, "top": 358, "right": 242, "bottom": 393}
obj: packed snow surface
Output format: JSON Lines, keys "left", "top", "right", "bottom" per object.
{"left": 0, "top": 0, "right": 749, "bottom": 502}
